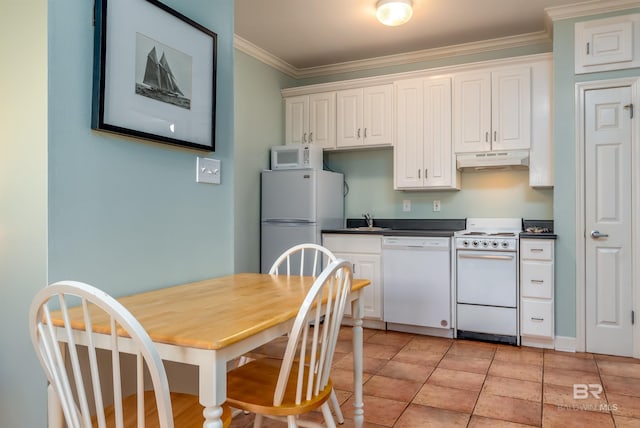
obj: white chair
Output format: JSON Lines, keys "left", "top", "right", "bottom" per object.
{"left": 29, "top": 280, "right": 230, "bottom": 428}
{"left": 241, "top": 243, "right": 344, "bottom": 423}
{"left": 269, "top": 243, "right": 337, "bottom": 277}
{"left": 226, "top": 259, "right": 353, "bottom": 428}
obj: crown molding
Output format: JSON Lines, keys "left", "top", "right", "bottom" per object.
{"left": 545, "top": 0, "right": 640, "bottom": 21}
{"left": 235, "top": 32, "right": 550, "bottom": 79}
{"left": 234, "top": 35, "right": 298, "bottom": 77}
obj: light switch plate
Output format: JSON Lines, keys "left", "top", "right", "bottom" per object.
{"left": 196, "top": 157, "right": 221, "bottom": 184}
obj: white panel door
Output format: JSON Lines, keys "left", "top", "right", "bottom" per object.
{"left": 285, "top": 96, "right": 309, "bottom": 145}
{"left": 336, "top": 252, "right": 382, "bottom": 320}
{"left": 585, "top": 86, "right": 633, "bottom": 357}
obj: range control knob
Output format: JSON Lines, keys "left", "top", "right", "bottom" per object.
{"left": 491, "top": 240, "right": 499, "bottom": 248}
{"left": 482, "top": 240, "right": 489, "bottom": 248}
{"left": 472, "top": 240, "right": 480, "bottom": 247}
{"left": 462, "top": 240, "right": 470, "bottom": 247}
{"left": 501, "top": 241, "right": 510, "bottom": 249}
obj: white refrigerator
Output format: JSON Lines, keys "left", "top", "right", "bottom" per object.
{"left": 261, "top": 169, "right": 344, "bottom": 273}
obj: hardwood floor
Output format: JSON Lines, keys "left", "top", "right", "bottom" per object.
{"left": 229, "top": 327, "right": 640, "bottom": 427}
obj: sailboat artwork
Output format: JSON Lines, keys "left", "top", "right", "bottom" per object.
{"left": 135, "top": 34, "right": 192, "bottom": 110}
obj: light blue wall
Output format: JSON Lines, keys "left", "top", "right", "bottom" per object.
{"left": 48, "top": 0, "right": 235, "bottom": 294}
{"left": 234, "top": 51, "right": 297, "bottom": 272}
{"left": 0, "top": 1, "right": 234, "bottom": 426}
{"left": 325, "top": 148, "right": 552, "bottom": 220}
{"left": 552, "top": 9, "right": 640, "bottom": 338}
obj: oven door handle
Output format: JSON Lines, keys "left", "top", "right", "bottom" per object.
{"left": 458, "top": 253, "right": 514, "bottom": 261}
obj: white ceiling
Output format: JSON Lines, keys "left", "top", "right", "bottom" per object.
{"left": 234, "top": 0, "right": 604, "bottom": 71}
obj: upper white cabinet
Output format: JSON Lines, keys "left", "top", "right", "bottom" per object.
{"left": 394, "top": 77, "right": 460, "bottom": 190}
{"left": 453, "top": 67, "right": 531, "bottom": 153}
{"left": 284, "top": 92, "right": 336, "bottom": 149}
{"left": 575, "top": 14, "right": 640, "bottom": 74}
{"left": 336, "top": 85, "right": 393, "bottom": 149}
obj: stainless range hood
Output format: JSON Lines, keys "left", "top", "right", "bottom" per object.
{"left": 456, "top": 150, "right": 529, "bottom": 170}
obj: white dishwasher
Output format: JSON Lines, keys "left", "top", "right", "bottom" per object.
{"left": 383, "top": 236, "right": 451, "bottom": 329}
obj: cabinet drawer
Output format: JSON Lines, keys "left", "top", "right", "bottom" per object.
{"left": 520, "top": 239, "right": 553, "bottom": 261}
{"left": 322, "top": 234, "right": 381, "bottom": 254}
{"left": 521, "top": 261, "right": 553, "bottom": 299}
{"left": 521, "top": 299, "right": 553, "bottom": 338}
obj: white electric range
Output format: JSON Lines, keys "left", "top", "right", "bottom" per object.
{"left": 454, "top": 218, "right": 522, "bottom": 345}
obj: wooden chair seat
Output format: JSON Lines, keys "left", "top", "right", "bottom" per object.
{"left": 227, "top": 358, "right": 333, "bottom": 417}
{"left": 96, "top": 392, "right": 232, "bottom": 428}
{"left": 226, "top": 260, "right": 352, "bottom": 428}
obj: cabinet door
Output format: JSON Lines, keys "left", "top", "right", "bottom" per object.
{"left": 423, "top": 77, "right": 455, "bottom": 188}
{"left": 575, "top": 16, "right": 635, "bottom": 75}
{"left": 491, "top": 67, "right": 531, "bottom": 151}
{"left": 336, "top": 88, "right": 363, "bottom": 148}
{"left": 309, "top": 92, "right": 336, "bottom": 149}
{"left": 285, "top": 96, "right": 309, "bottom": 145}
{"left": 453, "top": 72, "right": 491, "bottom": 153}
{"left": 394, "top": 79, "right": 424, "bottom": 189}
{"left": 335, "top": 252, "right": 382, "bottom": 320}
{"left": 363, "top": 85, "right": 393, "bottom": 147}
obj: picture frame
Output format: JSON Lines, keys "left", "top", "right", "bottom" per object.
{"left": 92, "top": 0, "right": 217, "bottom": 151}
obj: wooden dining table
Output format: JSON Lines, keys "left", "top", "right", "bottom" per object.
{"left": 47, "top": 273, "right": 370, "bottom": 428}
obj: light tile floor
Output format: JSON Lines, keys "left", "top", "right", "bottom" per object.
{"left": 229, "top": 327, "right": 640, "bottom": 427}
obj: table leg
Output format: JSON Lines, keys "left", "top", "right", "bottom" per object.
{"left": 351, "top": 297, "right": 364, "bottom": 428}
{"left": 199, "top": 356, "right": 227, "bottom": 428}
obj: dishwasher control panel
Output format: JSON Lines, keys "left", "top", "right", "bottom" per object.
{"left": 383, "top": 236, "right": 450, "bottom": 249}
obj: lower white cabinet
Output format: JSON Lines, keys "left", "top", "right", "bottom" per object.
{"left": 322, "top": 234, "right": 383, "bottom": 321}
{"left": 520, "top": 238, "right": 555, "bottom": 348}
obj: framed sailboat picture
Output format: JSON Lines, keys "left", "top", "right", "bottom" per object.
{"left": 92, "top": 0, "right": 217, "bottom": 151}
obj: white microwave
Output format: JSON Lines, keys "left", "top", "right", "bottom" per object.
{"left": 270, "top": 144, "right": 323, "bottom": 170}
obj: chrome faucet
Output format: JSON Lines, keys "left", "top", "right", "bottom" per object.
{"left": 363, "top": 213, "right": 373, "bottom": 228}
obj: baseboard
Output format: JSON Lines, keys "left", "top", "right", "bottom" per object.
{"left": 521, "top": 335, "right": 554, "bottom": 349}
{"left": 554, "top": 336, "right": 578, "bottom": 353}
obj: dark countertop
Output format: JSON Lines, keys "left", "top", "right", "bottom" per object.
{"left": 521, "top": 219, "right": 556, "bottom": 239}
{"left": 323, "top": 218, "right": 466, "bottom": 237}
{"left": 520, "top": 232, "right": 557, "bottom": 239}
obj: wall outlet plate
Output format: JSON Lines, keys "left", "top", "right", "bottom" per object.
{"left": 402, "top": 199, "right": 411, "bottom": 212}
{"left": 196, "top": 157, "right": 221, "bottom": 184}
{"left": 433, "top": 200, "right": 441, "bottom": 212}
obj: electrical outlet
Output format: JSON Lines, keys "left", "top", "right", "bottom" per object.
{"left": 433, "top": 200, "right": 441, "bottom": 212}
{"left": 196, "top": 157, "right": 221, "bottom": 184}
{"left": 402, "top": 199, "right": 411, "bottom": 212}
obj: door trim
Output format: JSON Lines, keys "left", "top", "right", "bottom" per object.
{"left": 574, "top": 77, "right": 640, "bottom": 356}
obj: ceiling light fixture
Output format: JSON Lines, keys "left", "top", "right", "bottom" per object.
{"left": 376, "top": 0, "right": 413, "bottom": 27}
